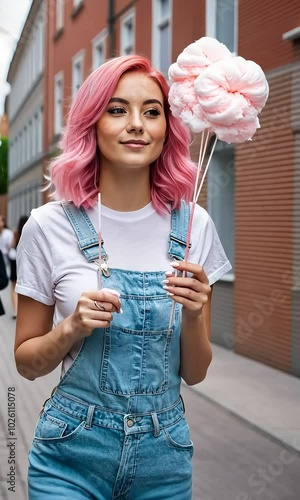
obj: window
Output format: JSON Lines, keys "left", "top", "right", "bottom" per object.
{"left": 37, "top": 20, "right": 44, "bottom": 74}
{"left": 24, "top": 126, "right": 28, "bottom": 163}
{"left": 207, "top": 142, "right": 235, "bottom": 274}
{"left": 92, "top": 30, "right": 107, "bottom": 71}
{"left": 56, "top": 0, "right": 64, "bottom": 31}
{"left": 54, "top": 72, "right": 64, "bottom": 135}
{"left": 152, "top": 0, "right": 172, "bottom": 74}
{"left": 20, "top": 131, "right": 24, "bottom": 166}
{"left": 27, "top": 122, "right": 32, "bottom": 161}
{"left": 37, "top": 107, "right": 43, "bottom": 153}
{"left": 206, "top": 0, "right": 238, "bottom": 53}
{"left": 72, "top": 51, "right": 84, "bottom": 101}
{"left": 120, "top": 10, "right": 135, "bottom": 55}
{"left": 33, "top": 113, "right": 38, "bottom": 156}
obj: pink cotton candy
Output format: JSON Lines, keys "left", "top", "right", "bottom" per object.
{"left": 178, "top": 37, "right": 232, "bottom": 71}
{"left": 168, "top": 37, "right": 232, "bottom": 83}
{"left": 195, "top": 57, "right": 269, "bottom": 115}
{"left": 212, "top": 117, "right": 260, "bottom": 143}
{"left": 193, "top": 56, "right": 269, "bottom": 142}
{"left": 168, "top": 63, "right": 193, "bottom": 82}
{"left": 168, "top": 80, "right": 208, "bottom": 133}
{"left": 168, "top": 38, "right": 269, "bottom": 143}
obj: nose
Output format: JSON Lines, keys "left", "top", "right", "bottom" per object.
{"left": 126, "top": 112, "right": 144, "bottom": 134}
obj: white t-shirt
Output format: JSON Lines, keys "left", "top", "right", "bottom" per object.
{"left": 16, "top": 201, "right": 231, "bottom": 374}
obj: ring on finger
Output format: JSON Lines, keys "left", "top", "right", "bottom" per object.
{"left": 93, "top": 300, "right": 106, "bottom": 311}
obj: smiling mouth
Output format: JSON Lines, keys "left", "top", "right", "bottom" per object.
{"left": 120, "top": 141, "right": 149, "bottom": 148}
{"left": 121, "top": 140, "right": 149, "bottom": 146}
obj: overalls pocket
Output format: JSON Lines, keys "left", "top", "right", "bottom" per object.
{"left": 100, "top": 326, "right": 172, "bottom": 395}
{"left": 33, "top": 401, "right": 86, "bottom": 443}
{"left": 163, "top": 416, "right": 194, "bottom": 458}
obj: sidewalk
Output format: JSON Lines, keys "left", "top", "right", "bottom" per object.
{"left": 0, "top": 287, "right": 60, "bottom": 500}
{"left": 192, "top": 343, "right": 300, "bottom": 453}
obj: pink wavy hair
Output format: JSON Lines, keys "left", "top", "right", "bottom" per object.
{"left": 50, "top": 55, "right": 196, "bottom": 213}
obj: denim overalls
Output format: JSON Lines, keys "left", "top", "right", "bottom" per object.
{"left": 28, "top": 202, "right": 194, "bottom": 500}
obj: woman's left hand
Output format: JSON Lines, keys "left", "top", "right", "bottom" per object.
{"left": 163, "top": 261, "right": 211, "bottom": 318}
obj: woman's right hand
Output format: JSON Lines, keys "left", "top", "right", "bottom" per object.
{"left": 67, "top": 288, "right": 122, "bottom": 340}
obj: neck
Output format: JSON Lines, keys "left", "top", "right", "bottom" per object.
{"left": 99, "top": 167, "right": 151, "bottom": 211}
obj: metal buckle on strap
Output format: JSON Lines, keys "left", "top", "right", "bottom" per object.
{"left": 169, "top": 235, "right": 191, "bottom": 248}
{"left": 78, "top": 241, "right": 99, "bottom": 251}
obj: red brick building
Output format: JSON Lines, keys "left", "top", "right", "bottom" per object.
{"left": 43, "top": 0, "right": 300, "bottom": 376}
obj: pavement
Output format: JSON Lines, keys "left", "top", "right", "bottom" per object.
{"left": 192, "top": 344, "right": 300, "bottom": 454}
{"left": 0, "top": 284, "right": 299, "bottom": 498}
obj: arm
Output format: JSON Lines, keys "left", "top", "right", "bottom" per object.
{"left": 163, "top": 261, "right": 212, "bottom": 385}
{"left": 180, "top": 290, "right": 212, "bottom": 385}
{"left": 9, "top": 230, "right": 17, "bottom": 250}
{"left": 15, "top": 290, "right": 122, "bottom": 381}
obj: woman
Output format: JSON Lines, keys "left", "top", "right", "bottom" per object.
{"left": 0, "top": 249, "right": 8, "bottom": 315}
{"left": 15, "top": 55, "right": 231, "bottom": 499}
{"left": 9, "top": 215, "right": 28, "bottom": 318}
{"left": 0, "top": 215, "right": 13, "bottom": 269}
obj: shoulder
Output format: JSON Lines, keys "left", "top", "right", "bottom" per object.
{"left": 190, "top": 203, "right": 211, "bottom": 232}
{"left": 188, "top": 203, "right": 219, "bottom": 252}
{"left": 31, "top": 201, "right": 64, "bottom": 222}
{"left": 21, "top": 201, "right": 74, "bottom": 250}
{"left": 30, "top": 201, "right": 69, "bottom": 234}
{"left": 192, "top": 203, "right": 210, "bottom": 221}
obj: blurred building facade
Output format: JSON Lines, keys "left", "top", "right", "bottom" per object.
{"left": 0, "top": 114, "right": 8, "bottom": 137}
{"left": 7, "top": 0, "right": 300, "bottom": 376}
{"left": 6, "top": 0, "right": 45, "bottom": 229}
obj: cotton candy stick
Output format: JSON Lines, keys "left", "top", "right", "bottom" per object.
{"left": 97, "top": 192, "right": 102, "bottom": 290}
{"left": 168, "top": 134, "right": 218, "bottom": 329}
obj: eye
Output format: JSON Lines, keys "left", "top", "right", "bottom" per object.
{"left": 144, "top": 108, "right": 161, "bottom": 117}
{"left": 107, "top": 107, "right": 126, "bottom": 115}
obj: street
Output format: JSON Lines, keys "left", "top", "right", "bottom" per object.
{"left": 0, "top": 288, "right": 299, "bottom": 500}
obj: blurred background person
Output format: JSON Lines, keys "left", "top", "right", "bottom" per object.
{"left": 0, "top": 215, "right": 13, "bottom": 271}
{"left": 0, "top": 248, "right": 8, "bottom": 316}
{"left": 9, "top": 215, "right": 28, "bottom": 319}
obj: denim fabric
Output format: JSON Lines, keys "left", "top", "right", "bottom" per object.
{"left": 28, "top": 202, "right": 194, "bottom": 499}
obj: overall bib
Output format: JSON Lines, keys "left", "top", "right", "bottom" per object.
{"left": 28, "top": 202, "right": 194, "bottom": 500}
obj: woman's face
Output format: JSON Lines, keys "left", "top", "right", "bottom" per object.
{"left": 96, "top": 71, "right": 167, "bottom": 173}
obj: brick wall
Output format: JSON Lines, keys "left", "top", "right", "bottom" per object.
{"left": 239, "top": 0, "right": 300, "bottom": 70}
{"left": 234, "top": 69, "right": 294, "bottom": 371}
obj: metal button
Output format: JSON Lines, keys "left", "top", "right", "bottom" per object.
{"left": 127, "top": 419, "right": 134, "bottom": 427}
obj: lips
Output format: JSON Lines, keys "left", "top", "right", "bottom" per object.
{"left": 120, "top": 140, "right": 149, "bottom": 145}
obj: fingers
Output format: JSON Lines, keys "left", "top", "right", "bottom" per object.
{"left": 72, "top": 289, "right": 123, "bottom": 337}
{"left": 171, "top": 261, "right": 209, "bottom": 284}
{"left": 93, "top": 300, "right": 106, "bottom": 311}
{"left": 92, "top": 299, "right": 120, "bottom": 314}
{"left": 164, "top": 261, "right": 211, "bottom": 313}
{"left": 92, "top": 289, "right": 122, "bottom": 314}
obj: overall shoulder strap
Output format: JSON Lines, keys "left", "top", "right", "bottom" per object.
{"left": 61, "top": 202, "right": 102, "bottom": 262}
{"left": 168, "top": 200, "right": 191, "bottom": 261}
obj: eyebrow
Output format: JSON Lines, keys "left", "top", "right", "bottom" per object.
{"left": 108, "top": 97, "right": 163, "bottom": 108}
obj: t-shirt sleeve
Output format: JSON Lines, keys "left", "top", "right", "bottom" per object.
{"left": 192, "top": 206, "right": 232, "bottom": 286}
{"left": 16, "top": 215, "right": 55, "bottom": 305}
